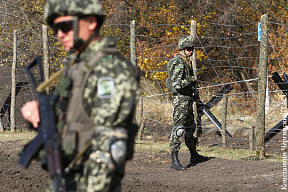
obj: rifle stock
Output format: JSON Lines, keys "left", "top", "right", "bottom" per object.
{"left": 19, "top": 55, "right": 64, "bottom": 192}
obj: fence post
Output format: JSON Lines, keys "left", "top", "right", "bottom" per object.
{"left": 10, "top": 30, "right": 17, "bottom": 132}
{"left": 0, "top": 121, "right": 3, "bottom": 132}
{"left": 42, "top": 25, "right": 49, "bottom": 93}
{"left": 137, "top": 98, "right": 144, "bottom": 140}
{"left": 190, "top": 20, "right": 201, "bottom": 137}
{"left": 130, "top": 20, "right": 136, "bottom": 66}
{"left": 249, "top": 126, "right": 255, "bottom": 151}
{"left": 222, "top": 95, "right": 228, "bottom": 146}
{"left": 256, "top": 14, "right": 268, "bottom": 159}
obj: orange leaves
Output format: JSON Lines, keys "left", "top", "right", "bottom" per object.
{"left": 268, "top": 11, "right": 288, "bottom": 71}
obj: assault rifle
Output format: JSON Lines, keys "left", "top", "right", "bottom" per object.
{"left": 19, "top": 56, "right": 64, "bottom": 192}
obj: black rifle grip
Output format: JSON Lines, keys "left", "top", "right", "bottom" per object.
{"left": 25, "top": 55, "right": 44, "bottom": 89}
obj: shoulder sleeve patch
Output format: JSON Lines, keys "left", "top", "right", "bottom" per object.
{"left": 103, "top": 54, "right": 113, "bottom": 60}
{"left": 97, "top": 77, "right": 114, "bottom": 99}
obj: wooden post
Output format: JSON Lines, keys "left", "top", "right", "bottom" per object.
{"left": 249, "top": 126, "right": 255, "bottom": 151}
{"left": 0, "top": 121, "right": 3, "bottom": 132}
{"left": 10, "top": 30, "right": 17, "bottom": 132}
{"left": 190, "top": 20, "right": 201, "bottom": 137}
{"left": 222, "top": 95, "right": 228, "bottom": 146}
{"left": 42, "top": 25, "right": 49, "bottom": 81}
{"left": 42, "top": 25, "right": 49, "bottom": 94}
{"left": 256, "top": 14, "right": 268, "bottom": 159}
{"left": 137, "top": 98, "right": 144, "bottom": 140}
{"left": 130, "top": 20, "right": 136, "bottom": 66}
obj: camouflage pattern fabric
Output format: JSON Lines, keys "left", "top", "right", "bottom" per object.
{"left": 44, "top": 0, "right": 105, "bottom": 26}
{"left": 178, "top": 36, "right": 195, "bottom": 50}
{"left": 80, "top": 37, "right": 139, "bottom": 192}
{"left": 169, "top": 95, "right": 196, "bottom": 152}
{"left": 168, "top": 53, "right": 197, "bottom": 152}
{"left": 46, "top": 37, "right": 139, "bottom": 192}
{"left": 81, "top": 37, "right": 139, "bottom": 128}
{"left": 167, "top": 54, "right": 196, "bottom": 95}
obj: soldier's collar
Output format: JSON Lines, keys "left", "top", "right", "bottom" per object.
{"left": 176, "top": 54, "right": 189, "bottom": 64}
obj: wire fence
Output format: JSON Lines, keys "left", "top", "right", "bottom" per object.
{"left": 0, "top": 12, "right": 287, "bottom": 154}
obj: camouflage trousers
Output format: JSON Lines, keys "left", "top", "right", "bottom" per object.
{"left": 169, "top": 94, "right": 196, "bottom": 152}
{"left": 45, "top": 158, "right": 124, "bottom": 192}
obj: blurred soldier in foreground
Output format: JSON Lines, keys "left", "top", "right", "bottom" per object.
{"left": 21, "top": 0, "right": 140, "bottom": 191}
{"left": 166, "top": 36, "right": 203, "bottom": 170}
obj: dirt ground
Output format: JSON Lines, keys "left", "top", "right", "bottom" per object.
{"left": 0, "top": 136, "right": 285, "bottom": 192}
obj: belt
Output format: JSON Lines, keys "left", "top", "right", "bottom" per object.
{"left": 173, "top": 92, "right": 192, "bottom": 97}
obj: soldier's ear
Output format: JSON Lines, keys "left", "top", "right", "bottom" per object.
{"left": 87, "top": 15, "right": 98, "bottom": 31}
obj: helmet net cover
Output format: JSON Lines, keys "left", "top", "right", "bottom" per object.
{"left": 178, "top": 36, "right": 195, "bottom": 50}
{"left": 44, "top": 0, "right": 105, "bottom": 26}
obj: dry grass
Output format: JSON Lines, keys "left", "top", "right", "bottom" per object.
{"left": 0, "top": 132, "right": 281, "bottom": 163}
{"left": 136, "top": 78, "right": 173, "bottom": 127}
{"left": 0, "top": 131, "right": 36, "bottom": 143}
{"left": 135, "top": 139, "right": 282, "bottom": 163}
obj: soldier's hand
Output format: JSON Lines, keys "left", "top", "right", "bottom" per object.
{"left": 21, "top": 100, "right": 40, "bottom": 129}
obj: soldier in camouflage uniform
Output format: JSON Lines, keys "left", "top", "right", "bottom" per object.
{"left": 166, "top": 36, "right": 203, "bottom": 170}
{"left": 21, "top": 0, "right": 139, "bottom": 191}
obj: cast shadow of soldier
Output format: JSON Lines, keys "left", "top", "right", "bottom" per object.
{"left": 186, "top": 154, "right": 214, "bottom": 168}
{"left": 0, "top": 82, "right": 29, "bottom": 131}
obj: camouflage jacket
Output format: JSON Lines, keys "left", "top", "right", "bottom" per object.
{"left": 57, "top": 37, "right": 140, "bottom": 156}
{"left": 80, "top": 37, "right": 139, "bottom": 127}
{"left": 167, "top": 53, "right": 197, "bottom": 96}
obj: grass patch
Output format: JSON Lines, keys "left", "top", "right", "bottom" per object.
{"left": 135, "top": 140, "right": 282, "bottom": 163}
{"left": 0, "top": 133, "right": 282, "bottom": 163}
{"left": 135, "top": 140, "right": 170, "bottom": 154}
{"left": 0, "top": 131, "right": 36, "bottom": 144}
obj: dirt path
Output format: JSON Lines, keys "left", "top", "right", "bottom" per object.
{"left": 0, "top": 139, "right": 285, "bottom": 192}
{"left": 123, "top": 152, "right": 283, "bottom": 192}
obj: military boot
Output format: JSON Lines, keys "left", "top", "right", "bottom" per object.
{"left": 189, "top": 137, "right": 205, "bottom": 163}
{"left": 171, "top": 151, "right": 187, "bottom": 170}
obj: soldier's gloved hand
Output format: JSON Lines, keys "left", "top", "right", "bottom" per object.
{"left": 174, "top": 84, "right": 181, "bottom": 90}
{"left": 174, "top": 84, "right": 183, "bottom": 93}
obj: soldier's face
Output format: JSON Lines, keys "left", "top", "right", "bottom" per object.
{"left": 184, "top": 47, "right": 194, "bottom": 57}
{"left": 53, "top": 16, "right": 74, "bottom": 52}
{"left": 53, "top": 15, "right": 97, "bottom": 52}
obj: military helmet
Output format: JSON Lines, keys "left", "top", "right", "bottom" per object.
{"left": 178, "top": 36, "right": 195, "bottom": 50}
{"left": 44, "top": 0, "right": 105, "bottom": 26}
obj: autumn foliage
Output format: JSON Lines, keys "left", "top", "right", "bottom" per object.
{"left": 0, "top": 0, "right": 287, "bottom": 91}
